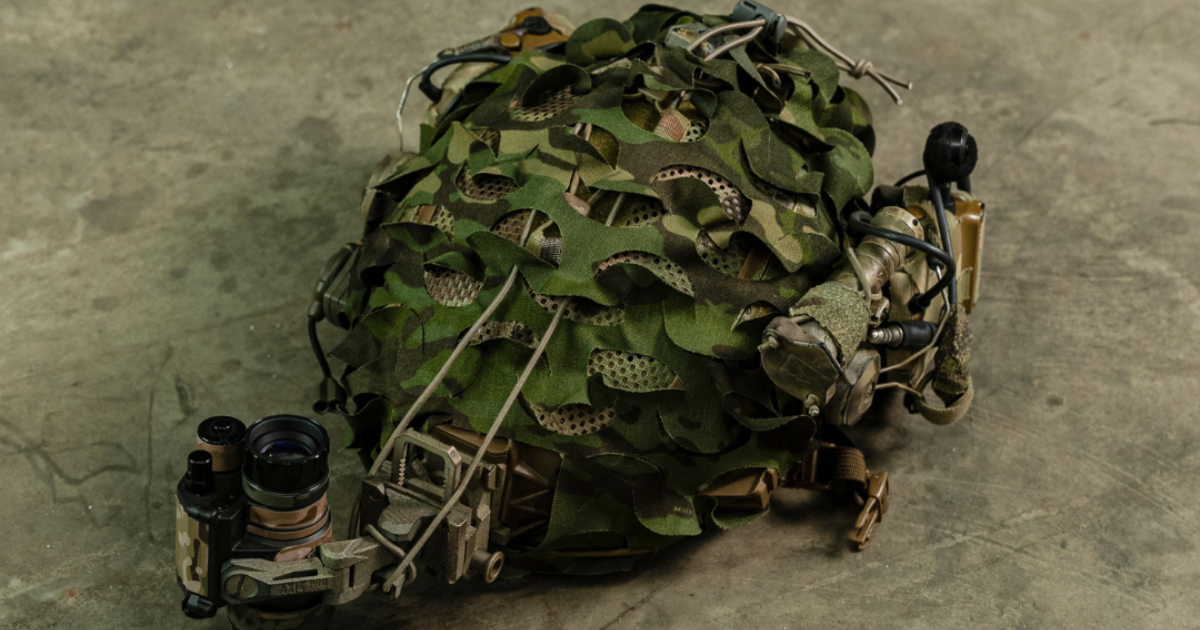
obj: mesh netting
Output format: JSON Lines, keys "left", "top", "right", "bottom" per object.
{"left": 528, "top": 402, "right": 616, "bottom": 436}
{"left": 532, "top": 293, "right": 626, "bottom": 326}
{"left": 652, "top": 165, "right": 749, "bottom": 223}
{"left": 610, "top": 195, "right": 668, "bottom": 228}
{"left": 469, "top": 321, "right": 538, "bottom": 348}
{"left": 457, "top": 165, "right": 519, "bottom": 201}
{"left": 491, "top": 210, "right": 532, "bottom": 243}
{"left": 596, "top": 251, "right": 695, "bottom": 296}
{"left": 682, "top": 120, "right": 708, "bottom": 143}
{"left": 475, "top": 128, "right": 501, "bottom": 154}
{"left": 424, "top": 267, "right": 481, "bottom": 307}
{"left": 696, "top": 232, "right": 750, "bottom": 277}
{"left": 587, "top": 349, "right": 679, "bottom": 392}
{"left": 512, "top": 86, "right": 576, "bottom": 122}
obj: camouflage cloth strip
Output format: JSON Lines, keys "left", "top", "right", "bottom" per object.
{"left": 932, "top": 303, "right": 972, "bottom": 402}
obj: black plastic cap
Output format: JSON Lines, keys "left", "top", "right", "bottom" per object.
{"left": 922, "top": 122, "right": 977, "bottom": 184}
{"left": 197, "top": 415, "right": 246, "bottom": 447}
{"left": 183, "top": 450, "right": 215, "bottom": 495}
{"left": 522, "top": 15, "right": 552, "bottom": 35}
{"left": 897, "top": 320, "right": 938, "bottom": 350}
{"left": 242, "top": 415, "right": 330, "bottom": 493}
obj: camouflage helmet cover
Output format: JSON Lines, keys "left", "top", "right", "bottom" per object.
{"left": 327, "top": 3, "right": 914, "bottom": 573}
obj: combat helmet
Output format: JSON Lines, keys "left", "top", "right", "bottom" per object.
{"left": 302, "top": 0, "right": 986, "bottom": 582}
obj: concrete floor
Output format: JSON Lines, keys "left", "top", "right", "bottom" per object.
{"left": 2, "top": 0, "right": 1199, "bottom": 628}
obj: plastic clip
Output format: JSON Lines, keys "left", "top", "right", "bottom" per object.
{"left": 730, "top": 0, "right": 788, "bottom": 44}
{"left": 308, "top": 242, "right": 357, "bottom": 321}
{"left": 850, "top": 471, "right": 889, "bottom": 550}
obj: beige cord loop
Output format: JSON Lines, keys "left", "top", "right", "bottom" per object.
{"left": 645, "top": 15, "right": 911, "bottom": 103}
{"left": 365, "top": 524, "right": 418, "bottom": 589}
{"left": 705, "top": 26, "right": 764, "bottom": 60}
{"left": 785, "top": 16, "right": 912, "bottom": 105}
{"left": 395, "top": 66, "right": 430, "bottom": 152}
{"left": 848, "top": 59, "right": 873, "bottom": 79}
{"left": 685, "top": 18, "right": 766, "bottom": 53}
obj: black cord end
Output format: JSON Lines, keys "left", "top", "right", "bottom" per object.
{"left": 313, "top": 377, "right": 347, "bottom": 415}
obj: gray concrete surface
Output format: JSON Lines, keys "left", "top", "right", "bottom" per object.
{"left": 2, "top": 0, "right": 1198, "bottom": 627}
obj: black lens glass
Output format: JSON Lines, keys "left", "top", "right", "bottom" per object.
{"left": 260, "top": 440, "right": 311, "bottom": 460}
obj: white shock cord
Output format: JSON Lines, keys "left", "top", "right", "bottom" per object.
{"left": 682, "top": 15, "right": 911, "bottom": 104}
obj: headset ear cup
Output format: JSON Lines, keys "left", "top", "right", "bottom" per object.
{"left": 922, "top": 122, "right": 977, "bottom": 184}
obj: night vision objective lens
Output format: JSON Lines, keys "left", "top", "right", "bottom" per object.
{"left": 242, "top": 415, "right": 330, "bottom": 497}
{"left": 233, "top": 415, "right": 335, "bottom": 627}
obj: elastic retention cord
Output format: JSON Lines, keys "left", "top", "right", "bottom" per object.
{"left": 309, "top": 317, "right": 332, "bottom": 380}
{"left": 893, "top": 169, "right": 925, "bottom": 187}
{"left": 418, "top": 53, "right": 512, "bottom": 103}
{"left": 846, "top": 211, "right": 954, "bottom": 312}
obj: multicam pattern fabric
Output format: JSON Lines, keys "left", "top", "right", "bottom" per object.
{"left": 330, "top": 5, "right": 879, "bottom": 573}
{"left": 175, "top": 499, "right": 209, "bottom": 596}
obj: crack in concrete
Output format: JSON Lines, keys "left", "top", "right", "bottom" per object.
{"left": 0, "top": 417, "right": 140, "bottom": 528}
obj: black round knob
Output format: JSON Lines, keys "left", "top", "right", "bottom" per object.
{"left": 184, "top": 450, "right": 215, "bottom": 494}
{"left": 197, "top": 415, "right": 246, "bottom": 446}
{"left": 922, "top": 122, "right": 977, "bottom": 184}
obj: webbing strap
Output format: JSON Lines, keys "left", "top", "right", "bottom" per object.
{"left": 916, "top": 375, "right": 974, "bottom": 426}
{"left": 816, "top": 446, "right": 868, "bottom": 486}
{"left": 789, "top": 437, "right": 889, "bottom": 550}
